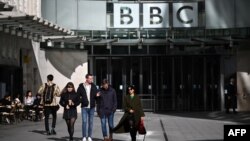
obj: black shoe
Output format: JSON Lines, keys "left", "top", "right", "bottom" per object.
{"left": 51, "top": 129, "right": 56, "bottom": 135}
{"left": 46, "top": 131, "right": 51, "bottom": 135}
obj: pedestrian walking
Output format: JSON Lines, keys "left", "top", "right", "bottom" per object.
{"left": 113, "top": 85, "right": 145, "bottom": 141}
{"left": 59, "top": 82, "right": 80, "bottom": 141}
{"left": 96, "top": 79, "right": 117, "bottom": 141}
{"left": 77, "top": 74, "right": 99, "bottom": 141}
{"left": 38, "top": 74, "right": 60, "bottom": 135}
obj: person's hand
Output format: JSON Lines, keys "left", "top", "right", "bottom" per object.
{"left": 141, "top": 117, "right": 145, "bottom": 121}
{"left": 68, "top": 99, "right": 74, "bottom": 105}
{"left": 96, "top": 92, "right": 100, "bottom": 97}
{"left": 66, "top": 105, "right": 70, "bottom": 109}
{"left": 129, "top": 109, "right": 134, "bottom": 113}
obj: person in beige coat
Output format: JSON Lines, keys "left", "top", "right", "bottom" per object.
{"left": 38, "top": 74, "right": 60, "bottom": 135}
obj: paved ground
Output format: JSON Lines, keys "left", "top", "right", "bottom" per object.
{"left": 0, "top": 111, "right": 250, "bottom": 141}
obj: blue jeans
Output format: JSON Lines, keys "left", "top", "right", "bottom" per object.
{"left": 81, "top": 107, "right": 95, "bottom": 138}
{"left": 100, "top": 113, "right": 114, "bottom": 137}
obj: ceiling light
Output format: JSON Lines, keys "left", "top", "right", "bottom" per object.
{"left": 38, "top": 36, "right": 43, "bottom": 42}
{"left": 47, "top": 39, "right": 54, "bottom": 47}
{"left": 33, "top": 34, "right": 38, "bottom": 41}
{"left": 138, "top": 43, "right": 142, "bottom": 49}
{"left": 80, "top": 42, "right": 84, "bottom": 49}
{"left": 229, "top": 40, "right": 233, "bottom": 48}
{"left": 17, "top": 31, "right": 22, "bottom": 36}
{"left": 60, "top": 41, "right": 65, "bottom": 48}
{"left": 28, "top": 33, "right": 33, "bottom": 39}
{"left": 23, "top": 32, "right": 28, "bottom": 38}
{"left": 107, "top": 43, "right": 111, "bottom": 49}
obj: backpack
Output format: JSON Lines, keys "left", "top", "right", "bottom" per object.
{"left": 43, "top": 83, "right": 55, "bottom": 104}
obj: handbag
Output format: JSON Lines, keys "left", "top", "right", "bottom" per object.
{"left": 138, "top": 119, "right": 146, "bottom": 135}
{"left": 55, "top": 104, "right": 60, "bottom": 111}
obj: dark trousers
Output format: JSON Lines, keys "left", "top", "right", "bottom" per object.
{"left": 225, "top": 96, "right": 237, "bottom": 113}
{"left": 44, "top": 106, "right": 57, "bottom": 131}
{"left": 24, "top": 105, "right": 33, "bottom": 118}
{"left": 35, "top": 107, "right": 43, "bottom": 120}
{"left": 128, "top": 114, "right": 137, "bottom": 141}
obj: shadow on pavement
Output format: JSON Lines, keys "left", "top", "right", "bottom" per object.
{"left": 47, "top": 137, "right": 125, "bottom": 141}
{"left": 30, "top": 129, "right": 47, "bottom": 135}
{"left": 156, "top": 111, "right": 250, "bottom": 124}
{"left": 29, "top": 130, "right": 125, "bottom": 141}
{"left": 189, "top": 140, "right": 223, "bottom": 141}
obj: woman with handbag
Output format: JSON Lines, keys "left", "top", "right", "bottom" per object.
{"left": 59, "top": 82, "right": 80, "bottom": 141}
{"left": 113, "top": 85, "right": 145, "bottom": 141}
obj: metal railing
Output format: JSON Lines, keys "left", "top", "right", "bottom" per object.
{"left": 138, "top": 94, "right": 155, "bottom": 112}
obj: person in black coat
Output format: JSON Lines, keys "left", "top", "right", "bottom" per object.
{"left": 59, "top": 82, "right": 80, "bottom": 141}
{"left": 96, "top": 79, "right": 117, "bottom": 141}
{"left": 225, "top": 78, "right": 237, "bottom": 114}
{"left": 77, "top": 74, "right": 98, "bottom": 141}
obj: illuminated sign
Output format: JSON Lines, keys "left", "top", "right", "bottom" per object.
{"left": 143, "top": 3, "right": 169, "bottom": 28}
{"left": 173, "top": 3, "right": 198, "bottom": 27}
{"left": 113, "top": 3, "right": 198, "bottom": 28}
{"left": 114, "top": 4, "right": 139, "bottom": 28}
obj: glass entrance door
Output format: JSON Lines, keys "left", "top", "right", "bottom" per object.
{"left": 93, "top": 55, "right": 221, "bottom": 112}
{"left": 94, "top": 57, "right": 153, "bottom": 110}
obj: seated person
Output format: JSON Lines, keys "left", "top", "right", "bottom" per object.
{"left": 14, "top": 94, "right": 23, "bottom": 109}
{"left": 0, "top": 95, "right": 12, "bottom": 113}
{"left": 33, "top": 94, "right": 43, "bottom": 121}
{"left": 24, "top": 90, "right": 35, "bottom": 119}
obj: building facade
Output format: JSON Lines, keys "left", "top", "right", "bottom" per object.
{"left": 1, "top": 0, "right": 250, "bottom": 112}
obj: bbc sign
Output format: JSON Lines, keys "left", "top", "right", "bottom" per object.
{"left": 114, "top": 3, "right": 198, "bottom": 28}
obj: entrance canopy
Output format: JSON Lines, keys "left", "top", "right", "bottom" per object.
{"left": 0, "top": 11, "right": 74, "bottom": 41}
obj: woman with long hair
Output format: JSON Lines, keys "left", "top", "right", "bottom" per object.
{"left": 113, "top": 85, "right": 145, "bottom": 141}
{"left": 24, "top": 90, "right": 34, "bottom": 119}
{"left": 59, "top": 82, "right": 80, "bottom": 141}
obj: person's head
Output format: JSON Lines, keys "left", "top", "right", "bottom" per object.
{"left": 65, "top": 82, "right": 75, "bottom": 93}
{"left": 101, "top": 79, "right": 109, "bottom": 90}
{"left": 128, "top": 85, "right": 135, "bottom": 95}
{"left": 4, "top": 95, "right": 11, "bottom": 101}
{"left": 26, "top": 90, "right": 32, "bottom": 97}
{"left": 47, "top": 74, "right": 54, "bottom": 82}
{"left": 36, "top": 93, "right": 41, "bottom": 99}
{"left": 230, "top": 78, "right": 235, "bottom": 85}
{"left": 85, "top": 74, "right": 94, "bottom": 84}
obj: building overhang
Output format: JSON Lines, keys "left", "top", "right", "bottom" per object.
{"left": 0, "top": 11, "right": 74, "bottom": 42}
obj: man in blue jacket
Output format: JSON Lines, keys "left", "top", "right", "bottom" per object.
{"left": 77, "top": 74, "right": 98, "bottom": 141}
{"left": 97, "top": 79, "right": 117, "bottom": 141}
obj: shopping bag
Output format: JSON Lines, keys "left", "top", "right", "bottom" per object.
{"left": 138, "top": 119, "right": 146, "bottom": 135}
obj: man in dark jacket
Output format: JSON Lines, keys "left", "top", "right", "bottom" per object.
{"left": 225, "top": 78, "right": 237, "bottom": 114}
{"left": 97, "top": 79, "right": 117, "bottom": 141}
{"left": 77, "top": 74, "right": 98, "bottom": 141}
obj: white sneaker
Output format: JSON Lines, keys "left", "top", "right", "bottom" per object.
{"left": 82, "top": 137, "right": 86, "bottom": 141}
{"left": 88, "top": 137, "right": 92, "bottom": 141}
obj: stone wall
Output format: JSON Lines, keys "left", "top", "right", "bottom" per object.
{"left": 0, "top": 0, "right": 41, "bottom": 16}
{"left": 237, "top": 42, "right": 250, "bottom": 111}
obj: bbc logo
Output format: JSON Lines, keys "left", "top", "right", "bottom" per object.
{"left": 224, "top": 125, "right": 250, "bottom": 140}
